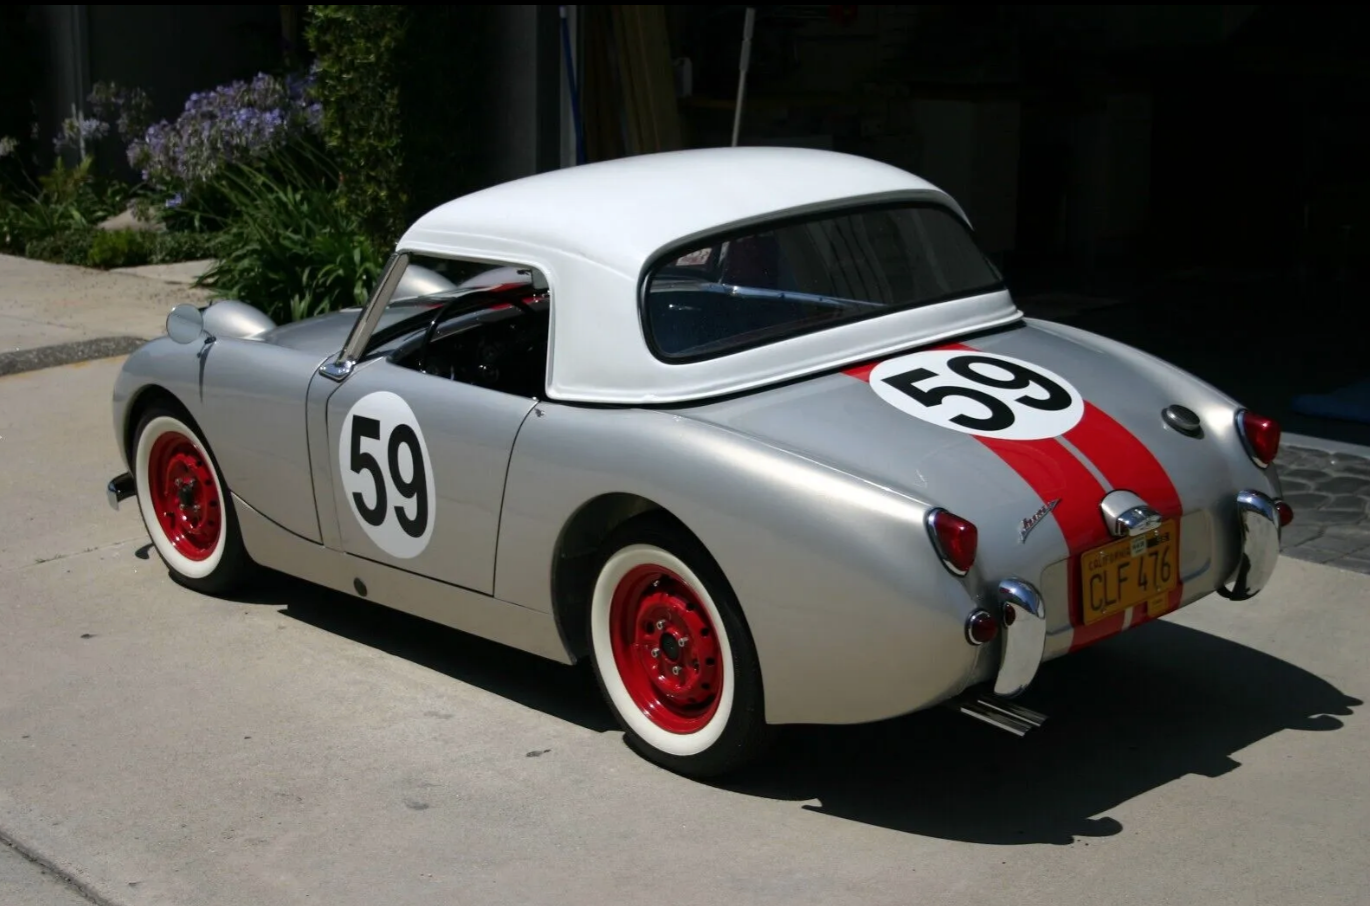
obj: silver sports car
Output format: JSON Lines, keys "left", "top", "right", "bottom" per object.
{"left": 106, "top": 147, "right": 1292, "bottom": 777}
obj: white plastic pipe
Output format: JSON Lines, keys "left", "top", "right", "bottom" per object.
{"left": 730, "top": 7, "right": 756, "bottom": 148}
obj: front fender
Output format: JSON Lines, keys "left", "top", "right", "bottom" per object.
{"left": 111, "top": 334, "right": 328, "bottom": 543}
{"left": 495, "top": 404, "right": 984, "bottom": 726}
{"left": 112, "top": 337, "right": 210, "bottom": 468}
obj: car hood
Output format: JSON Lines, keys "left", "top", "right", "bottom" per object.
{"left": 672, "top": 318, "right": 1249, "bottom": 572}
{"left": 258, "top": 309, "right": 364, "bottom": 355}
{"left": 258, "top": 304, "right": 454, "bottom": 357}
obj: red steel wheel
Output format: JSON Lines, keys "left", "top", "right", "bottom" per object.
{"left": 608, "top": 563, "right": 724, "bottom": 734}
{"left": 588, "top": 514, "right": 773, "bottom": 778}
{"left": 132, "top": 406, "right": 254, "bottom": 595}
{"left": 146, "top": 430, "right": 223, "bottom": 561}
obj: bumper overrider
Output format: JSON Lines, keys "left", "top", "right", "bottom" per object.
{"left": 971, "top": 488, "right": 1284, "bottom": 708}
{"left": 107, "top": 472, "right": 135, "bottom": 510}
{"left": 1214, "top": 489, "right": 1283, "bottom": 601}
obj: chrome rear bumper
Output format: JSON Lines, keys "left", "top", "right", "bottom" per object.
{"left": 1216, "top": 489, "right": 1281, "bottom": 601}
{"left": 107, "top": 472, "right": 135, "bottom": 511}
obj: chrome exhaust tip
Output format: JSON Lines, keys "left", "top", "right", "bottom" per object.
{"left": 953, "top": 695, "right": 1048, "bottom": 736}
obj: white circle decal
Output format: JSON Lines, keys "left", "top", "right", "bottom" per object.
{"left": 868, "top": 350, "right": 1084, "bottom": 440}
{"left": 338, "top": 391, "right": 436, "bottom": 559}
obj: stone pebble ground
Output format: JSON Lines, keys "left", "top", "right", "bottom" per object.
{"left": 1278, "top": 445, "right": 1370, "bottom": 575}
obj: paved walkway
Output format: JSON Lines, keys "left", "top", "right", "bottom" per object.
{"left": 1279, "top": 444, "right": 1370, "bottom": 575}
{"left": 0, "top": 253, "right": 208, "bottom": 356}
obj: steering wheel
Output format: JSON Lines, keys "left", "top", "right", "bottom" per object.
{"left": 413, "top": 291, "right": 522, "bottom": 376}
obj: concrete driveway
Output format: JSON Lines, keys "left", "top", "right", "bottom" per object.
{"left": 1, "top": 257, "right": 1367, "bottom": 906}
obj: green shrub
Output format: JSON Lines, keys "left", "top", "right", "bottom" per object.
{"left": 305, "top": 5, "right": 409, "bottom": 248}
{"left": 24, "top": 228, "right": 96, "bottom": 266}
{"left": 305, "top": 5, "right": 487, "bottom": 248}
{"left": 11, "top": 224, "right": 225, "bottom": 270}
{"left": 0, "top": 156, "right": 130, "bottom": 251}
{"left": 87, "top": 229, "right": 153, "bottom": 268}
{"left": 193, "top": 150, "right": 384, "bottom": 322}
{"left": 149, "top": 230, "right": 227, "bottom": 264}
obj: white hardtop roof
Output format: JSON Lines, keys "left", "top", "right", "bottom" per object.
{"left": 397, "top": 147, "right": 1021, "bottom": 405}
{"left": 401, "top": 146, "right": 968, "bottom": 279}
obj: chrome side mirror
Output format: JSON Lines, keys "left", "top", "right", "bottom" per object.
{"left": 166, "top": 303, "right": 206, "bottom": 344}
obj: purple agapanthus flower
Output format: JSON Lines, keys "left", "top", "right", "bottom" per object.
{"left": 53, "top": 113, "right": 109, "bottom": 153}
{"left": 127, "top": 70, "right": 321, "bottom": 192}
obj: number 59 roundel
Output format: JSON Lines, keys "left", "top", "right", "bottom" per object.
{"left": 338, "top": 391, "right": 437, "bottom": 559}
{"left": 868, "top": 350, "right": 1085, "bottom": 441}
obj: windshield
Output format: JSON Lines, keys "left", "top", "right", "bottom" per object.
{"left": 642, "top": 203, "right": 1004, "bottom": 361}
{"left": 361, "top": 256, "right": 544, "bottom": 356}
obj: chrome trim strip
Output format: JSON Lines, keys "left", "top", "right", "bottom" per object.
{"left": 994, "top": 577, "right": 1047, "bottom": 698}
{"left": 1216, "top": 489, "right": 1281, "bottom": 601}
{"left": 321, "top": 251, "right": 410, "bottom": 382}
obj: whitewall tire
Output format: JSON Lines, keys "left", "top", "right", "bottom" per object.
{"left": 587, "top": 514, "right": 772, "bottom": 777}
{"left": 132, "top": 406, "right": 254, "bottom": 595}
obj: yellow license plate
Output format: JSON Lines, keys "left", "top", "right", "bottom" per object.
{"left": 1079, "top": 520, "right": 1179, "bottom": 625}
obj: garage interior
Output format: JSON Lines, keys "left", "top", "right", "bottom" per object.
{"left": 571, "top": 5, "right": 1370, "bottom": 446}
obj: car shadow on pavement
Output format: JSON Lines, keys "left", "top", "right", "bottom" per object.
{"left": 222, "top": 570, "right": 1358, "bottom": 846}
{"left": 714, "top": 621, "right": 1360, "bottom": 846}
{"left": 229, "top": 568, "right": 618, "bottom": 733}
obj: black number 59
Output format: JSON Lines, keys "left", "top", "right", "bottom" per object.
{"left": 349, "top": 415, "right": 429, "bottom": 538}
{"left": 882, "top": 354, "right": 1072, "bottom": 432}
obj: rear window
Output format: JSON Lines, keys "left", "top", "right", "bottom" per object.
{"left": 642, "top": 203, "right": 1004, "bottom": 361}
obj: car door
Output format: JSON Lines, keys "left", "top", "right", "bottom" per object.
{"left": 322, "top": 356, "right": 535, "bottom": 595}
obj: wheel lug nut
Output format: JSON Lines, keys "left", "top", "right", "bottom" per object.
{"left": 671, "top": 665, "right": 681, "bottom": 676}
{"left": 655, "top": 620, "right": 665, "bottom": 631}
{"left": 650, "top": 647, "right": 660, "bottom": 658}
{"left": 678, "top": 636, "right": 689, "bottom": 646}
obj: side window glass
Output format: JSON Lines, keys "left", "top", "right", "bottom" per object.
{"left": 368, "top": 255, "right": 551, "bottom": 399}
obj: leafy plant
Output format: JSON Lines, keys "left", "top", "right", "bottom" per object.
{"left": 148, "top": 230, "right": 227, "bottom": 264}
{"left": 87, "top": 229, "right": 153, "bottom": 268}
{"left": 128, "top": 72, "right": 320, "bottom": 191}
{"left": 12, "top": 224, "right": 225, "bottom": 269}
{"left": 124, "top": 71, "right": 322, "bottom": 230}
{"left": 193, "top": 147, "right": 384, "bottom": 322}
{"left": 24, "top": 228, "right": 95, "bottom": 265}
{"left": 0, "top": 156, "right": 129, "bottom": 251}
{"left": 305, "top": 5, "right": 409, "bottom": 248}
{"left": 304, "top": 5, "right": 489, "bottom": 249}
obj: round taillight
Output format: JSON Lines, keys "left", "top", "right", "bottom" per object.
{"left": 927, "top": 508, "right": 978, "bottom": 576}
{"left": 1276, "top": 500, "right": 1294, "bottom": 527}
{"left": 966, "top": 610, "right": 998, "bottom": 646}
{"left": 1238, "top": 409, "right": 1281, "bottom": 467}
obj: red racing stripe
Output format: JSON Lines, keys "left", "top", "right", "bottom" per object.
{"left": 841, "top": 360, "right": 878, "bottom": 382}
{"left": 945, "top": 345, "right": 1114, "bottom": 630}
{"left": 846, "top": 341, "right": 1182, "bottom": 653}
{"left": 846, "top": 341, "right": 1113, "bottom": 644}
{"left": 1063, "top": 402, "right": 1185, "bottom": 646}
{"left": 976, "top": 435, "right": 1111, "bottom": 627}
